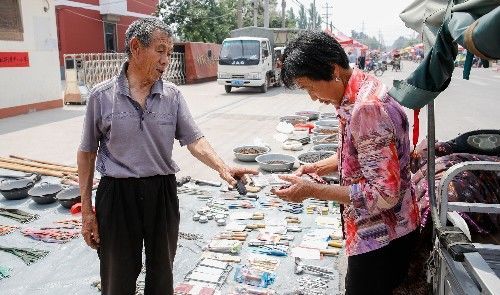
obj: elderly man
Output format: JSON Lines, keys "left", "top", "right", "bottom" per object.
{"left": 77, "top": 18, "right": 256, "bottom": 294}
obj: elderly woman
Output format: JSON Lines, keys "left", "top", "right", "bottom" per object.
{"left": 274, "top": 31, "right": 420, "bottom": 294}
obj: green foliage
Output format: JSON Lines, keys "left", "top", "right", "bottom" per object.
{"left": 157, "top": 0, "right": 237, "bottom": 43}
{"left": 157, "top": 0, "right": 299, "bottom": 43}
{"left": 287, "top": 7, "right": 297, "bottom": 27}
{"left": 307, "top": 3, "right": 321, "bottom": 29}
{"left": 391, "top": 36, "right": 420, "bottom": 50}
{"left": 297, "top": 5, "right": 307, "bottom": 29}
{"left": 270, "top": 7, "right": 297, "bottom": 28}
{"left": 351, "top": 30, "right": 385, "bottom": 50}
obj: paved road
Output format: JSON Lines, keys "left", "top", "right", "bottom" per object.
{"left": 1, "top": 62, "right": 498, "bottom": 180}
{"left": 0, "top": 61, "right": 498, "bottom": 294}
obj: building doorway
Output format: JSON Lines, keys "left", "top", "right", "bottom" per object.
{"left": 104, "top": 22, "right": 117, "bottom": 53}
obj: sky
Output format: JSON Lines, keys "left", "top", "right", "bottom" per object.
{"left": 287, "top": 0, "right": 418, "bottom": 46}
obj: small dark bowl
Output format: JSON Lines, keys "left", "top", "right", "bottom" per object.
{"left": 28, "top": 183, "right": 63, "bottom": 205}
{"left": 56, "top": 186, "right": 81, "bottom": 209}
{"left": 0, "top": 178, "right": 35, "bottom": 200}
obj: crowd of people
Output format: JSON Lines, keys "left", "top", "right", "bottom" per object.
{"left": 346, "top": 49, "right": 402, "bottom": 72}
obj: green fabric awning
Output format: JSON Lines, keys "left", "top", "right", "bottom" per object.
{"left": 389, "top": 1, "right": 500, "bottom": 109}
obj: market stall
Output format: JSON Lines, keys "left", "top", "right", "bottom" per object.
{"left": 0, "top": 112, "right": 345, "bottom": 294}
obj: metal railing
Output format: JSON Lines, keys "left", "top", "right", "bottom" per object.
{"left": 63, "top": 52, "right": 186, "bottom": 90}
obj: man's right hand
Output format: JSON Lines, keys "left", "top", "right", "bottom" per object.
{"left": 82, "top": 212, "right": 100, "bottom": 249}
{"left": 295, "top": 163, "right": 318, "bottom": 176}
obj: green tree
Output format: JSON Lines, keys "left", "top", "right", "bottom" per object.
{"left": 297, "top": 5, "right": 307, "bottom": 29}
{"left": 270, "top": 6, "right": 297, "bottom": 28}
{"left": 351, "top": 30, "right": 385, "bottom": 50}
{"left": 306, "top": 3, "right": 321, "bottom": 29}
{"left": 157, "top": 0, "right": 237, "bottom": 43}
{"left": 286, "top": 7, "right": 297, "bottom": 28}
{"left": 391, "top": 36, "right": 420, "bottom": 50}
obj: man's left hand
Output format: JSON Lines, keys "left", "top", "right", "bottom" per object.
{"left": 219, "top": 166, "right": 258, "bottom": 186}
{"left": 273, "top": 174, "right": 315, "bottom": 203}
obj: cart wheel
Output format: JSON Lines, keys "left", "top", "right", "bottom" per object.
{"left": 225, "top": 85, "right": 232, "bottom": 93}
{"left": 374, "top": 69, "right": 384, "bottom": 77}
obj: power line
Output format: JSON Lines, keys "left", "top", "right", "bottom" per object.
{"left": 61, "top": 8, "right": 130, "bottom": 27}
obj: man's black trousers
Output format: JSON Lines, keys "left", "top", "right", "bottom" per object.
{"left": 95, "top": 175, "right": 179, "bottom": 295}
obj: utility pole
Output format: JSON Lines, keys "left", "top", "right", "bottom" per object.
{"left": 264, "top": 0, "right": 270, "bottom": 28}
{"left": 312, "top": 0, "right": 316, "bottom": 29}
{"left": 323, "top": 1, "right": 332, "bottom": 31}
{"left": 253, "top": 0, "right": 258, "bottom": 27}
{"left": 237, "top": 0, "right": 243, "bottom": 28}
{"left": 361, "top": 20, "right": 365, "bottom": 34}
{"left": 281, "top": 0, "right": 286, "bottom": 28}
{"left": 378, "top": 29, "right": 383, "bottom": 50}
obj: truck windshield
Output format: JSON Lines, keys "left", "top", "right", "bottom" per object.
{"left": 219, "top": 40, "right": 260, "bottom": 65}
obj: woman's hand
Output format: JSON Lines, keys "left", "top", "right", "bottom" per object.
{"left": 296, "top": 153, "right": 338, "bottom": 176}
{"left": 273, "top": 174, "right": 316, "bottom": 203}
{"left": 294, "top": 163, "right": 318, "bottom": 176}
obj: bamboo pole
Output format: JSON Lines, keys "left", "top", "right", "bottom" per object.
{"left": 9, "top": 155, "right": 77, "bottom": 170}
{"left": 0, "top": 157, "right": 77, "bottom": 174}
{"left": 0, "top": 161, "right": 67, "bottom": 178}
{"left": 62, "top": 173, "right": 79, "bottom": 182}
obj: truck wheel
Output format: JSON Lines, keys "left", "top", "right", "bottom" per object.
{"left": 260, "top": 82, "right": 268, "bottom": 93}
{"left": 225, "top": 85, "right": 232, "bottom": 93}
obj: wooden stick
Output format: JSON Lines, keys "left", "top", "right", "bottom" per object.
{"left": 9, "top": 155, "right": 77, "bottom": 169}
{"left": 62, "top": 173, "right": 80, "bottom": 182}
{"left": 0, "top": 161, "right": 67, "bottom": 178}
{"left": 0, "top": 157, "right": 77, "bottom": 174}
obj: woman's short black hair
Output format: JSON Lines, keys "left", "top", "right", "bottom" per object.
{"left": 280, "top": 30, "right": 349, "bottom": 88}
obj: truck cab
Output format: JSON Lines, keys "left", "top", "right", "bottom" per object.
{"left": 217, "top": 37, "right": 273, "bottom": 93}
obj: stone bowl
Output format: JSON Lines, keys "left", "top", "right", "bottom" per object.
{"left": 311, "top": 144, "right": 338, "bottom": 153}
{"left": 297, "top": 151, "right": 335, "bottom": 165}
{"left": 233, "top": 145, "right": 271, "bottom": 162}
{"left": 255, "top": 153, "right": 296, "bottom": 172}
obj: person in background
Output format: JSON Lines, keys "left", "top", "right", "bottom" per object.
{"left": 348, "top": 51, "right": 357, "bottom": 68}
{"left": 275, "top": 31, "right": 420, "bottom": 295}
{"left": 358, "top": 51, "right": 366, "bottom": 70}
{"left": 77, "top": 18, "right": 256, "bottom": 295}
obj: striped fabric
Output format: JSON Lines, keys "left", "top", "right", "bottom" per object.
{"left": 337, "top": 69, "right": 420, "bottom": 256}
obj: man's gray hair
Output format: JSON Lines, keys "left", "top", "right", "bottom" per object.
{"left": 125, "top": 18, "right": 172, "bottom": 56}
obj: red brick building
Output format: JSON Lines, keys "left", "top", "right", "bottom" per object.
{"left": 55, "top": 0, "right": 158, "bottom": 67}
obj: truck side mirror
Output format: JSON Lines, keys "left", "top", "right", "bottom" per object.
{"left": 263, "top": 49, "right": 269, "bottom": 58}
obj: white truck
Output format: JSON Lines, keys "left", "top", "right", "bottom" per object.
{"left": 217, "top": 27, "right": 301, "bottom": 93}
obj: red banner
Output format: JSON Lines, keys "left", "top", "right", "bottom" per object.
{"left": 0, "top": 52, "right": 30, "bottom": 67}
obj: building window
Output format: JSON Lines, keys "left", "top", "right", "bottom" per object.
{"left": 0, "top": 0, "right": 24, "bottom": 41}
{"left": 104, "top": 22, "right": 117, "bottom": 53}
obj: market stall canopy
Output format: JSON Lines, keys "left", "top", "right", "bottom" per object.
{"left": 352, "top": 40, "right": 369, "bottom": 50}
{"left": 414, "top": 43, "right": 424, "bottom": 49}
{"left": 389, "top": 0, "right": 500, "bottom": 109}
{"left": 324, "top": 28, "right": 353, "bottom": 45}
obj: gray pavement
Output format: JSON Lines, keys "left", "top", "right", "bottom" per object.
{"left": 0, "top": 61, "right": 499, "bottom": 294}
